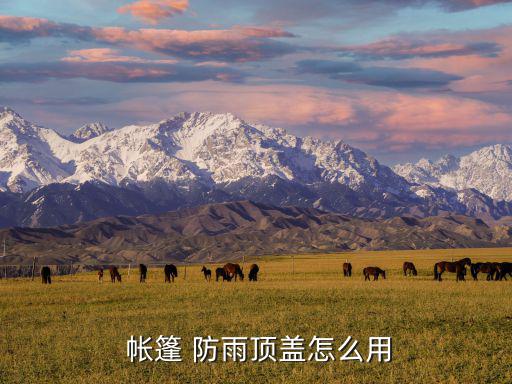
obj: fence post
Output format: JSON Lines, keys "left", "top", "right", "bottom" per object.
{"left": 31, "top": 257, "right": 37, "bottom": 281}
{"left": 127, "top": 263, "right": 131, "bottom": 279}
{"left": 184, "top": 262, "right": 187, "bottom": 280}
{"left": 292, "top": 255, "right": 295, "bottom": 277}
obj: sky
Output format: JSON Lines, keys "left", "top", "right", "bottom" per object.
{"left": 1, "top": 1, "right": 512, "bottom": 164}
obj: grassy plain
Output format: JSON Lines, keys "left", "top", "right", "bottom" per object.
{"left": 1, "top": 248, "right": 511, "bottom": 383}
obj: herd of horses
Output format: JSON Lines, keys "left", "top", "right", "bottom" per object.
{"left": 93, "top": 262, "right": 257, "bottom": 284}
{"left": 38, "top": 258, "right": 512, "bottom": 284}
{"left": 343, "top": 258, "right": 512, "bottom": 282}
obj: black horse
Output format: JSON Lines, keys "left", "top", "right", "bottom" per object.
{"left": 41, "top": 266, "right": 51, "bottom": 284}
{"left": 343, "top": 262, "right": 352, "bottom": 277}
{"left": 215, "top": 267, "right": 231, "bottom": 282}
{"left": 109, "top": 266, "right": 122, "bottom": 283}
{"left": 248, "top": 264, "right": 259, "bottom": 281}
{"left": 139, "top": 264, "right": 148, "bottom": 283}
{"left": 403, "top": 262, "right": 418, "bottom": 277}
{"left": 470, "top": 262, "right": 497, "bottom": 281}
{"left": 201, "top": 266, "right": 212, "bottom": 281}
{"left": 496, "top": 262, "right": 512, "bottom": 280}
{"left": 164, "top": 264, "right": 178, "bottom": 283}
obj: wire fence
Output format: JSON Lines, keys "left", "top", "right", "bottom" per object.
{"left": 0, "top": 257, "right": 255, "bottom": 280}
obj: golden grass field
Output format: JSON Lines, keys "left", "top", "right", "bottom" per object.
{"left": 1, "top": 248, "right": 511, "bottom": 384}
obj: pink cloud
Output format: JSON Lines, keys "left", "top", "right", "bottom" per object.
{"left": 90, "top": 26, "right": 296, "bottom": 61}
{"left": 336, "top": 26, "right": 512, "bottom": 93}
{"left": 117, "top": 0, "right": 189, "bottom": 24}
{"left": 0, "top": 15, "right": 296, "bottom": 62}
{"left": 399, "top": 26, "right": 512, "bottom": 93}
{"left": 61, "top": 48, "right": 178, "bottom": 64}
{"left": 107, "top": 82, "right": 512, "bottom": 152}
{"left": 0, "top": 15, "right": 52, "bottom": 32}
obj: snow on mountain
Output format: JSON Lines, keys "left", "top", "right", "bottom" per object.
{"left": 3, "top": 107, "right": 512, "bottom": 226}
{"left": 0, "top": 108, "right": 408, "bottom": 195}
{"left": 68, "top": 122, "right": 110, "bottom": 143}
{"left": 0, "top": 107, "right": 72, "bottom": 192}
{"left": 394, "top": 145, "right": 512, "bottom": 201}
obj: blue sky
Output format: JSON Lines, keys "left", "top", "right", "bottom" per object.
{"left": 1, "top": 0, "right": 512, "bottom": 164}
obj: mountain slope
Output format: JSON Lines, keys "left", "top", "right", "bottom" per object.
{"left": 0, "top": 107, "right": 72, "bottom": 192}
{"left": 68, "top": 122, "right": 110, "bottom": 143}
{"left": 1, "top": 107, "right": 512, "bottom": 227}
{"left": 2, "top": 200, "right": 511, "bottom": 264}
{"left": 0, "top": 108, "right": 408, "bottom": 194}
{"left": 394, "top": 145, "right": 512, "bottom": 201}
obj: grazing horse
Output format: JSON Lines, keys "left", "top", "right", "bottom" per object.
{"left": 98, "top": 268, "right": 104, "bottom": 283}
{"left": 109, "top": 266, "right": 121, "bottom": 283}
{"left": 248, "top": 264, "right": 259, "bottom": 281}
{"left": 223, "top": 263, "right": 244, "bottom": 281}
{"left": 496, "top": 262, "right": 512, "bottom": 281}
{"left": 470, "top": 262, "right": 497, "bottom": 281}
{"left": 215, "top": 267, "right": 231, "bottom": 282}
{"left": 164, "top": 264, "right": 178, "bottom": 283}
{"left": 40, "top": 266, "right": 52, "bottom": 284}
{"left": 343, "top": 262, "right": 352, "bottom": 277}
{"left": 403, "top": 262, "right": 418, "bottom": 276}
{"left": 433, "top": 258, "right": 471, "bottom": 282}
{"left": 201, "top": 266, "right": 212, "bottom": 281}
{"left": 363, "top": 267, "right": 386, "bottom": 281}
{"left": 139, "top": 264, "right": 148, "bottom": 283}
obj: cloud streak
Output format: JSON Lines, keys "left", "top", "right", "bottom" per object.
{"left": 295, "top": 59, "right": 463, "bottom": 89}
{"left": 242, "top": 0, "right": 512, "bottom": 24}
{"left": 61, "top": 48, "right": 178, "bottom": 63}
{"left": 118, "top": 0, "right": 189, "bottom": 24}
{"left": 337, "top": 39, "right": 501, "bottom": 60}
{"left": 0, "top": 61, "right": 244, "bottom": 83}
{"left": 0, "top": 15, "right": 297, "bottom": 62}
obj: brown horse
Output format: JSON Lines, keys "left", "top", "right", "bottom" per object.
{"left": 433, "top": 258, "right": 471, "bottom": 282}
{"left": 109, "top": 266, "right": 121, "bottom": 283}
{"left": 41, "top": 266, "right": 51, "bottom": 284}
{"left": 248, "top": 264, "right": 259, "bottom": 281}
{"left": 343, "top": 262, "right": 352, "bottom": 277}
{"left": 201, "top": 266, "right": 212, "bottom": 281}
{"left": 98, "top": 268, "right": 104, "bottom": 283}
{"left": 496, "top": 262, "right": 512, "bottom": 281}
{"left": 363, "top": 267, "right": 386, "bottom": 281}
{"left": 470, "top": 262, "right": 497, "bottom": 281}
{"left": 164, "top": 264, "right": 178, "bottom": 283}
{"left": 403, "top": 262, "right": 418, "bottom": 276}
{"left": 139, "top": 264, "right": 148, "bottom": 283}
{"left": 223, "top": 263, "right": 244, "bottom": 281}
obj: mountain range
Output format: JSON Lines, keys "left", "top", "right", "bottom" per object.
{"left": 1, "top": 106, "right": 512, "bottom": 227}
{"left": 394, "top": 145, "right": 512, "bottom": 202}
{"left": 3, "top": 200, "right": 511, "bottom": 264}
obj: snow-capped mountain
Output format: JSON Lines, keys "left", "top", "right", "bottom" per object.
{"left": 1, "top": 106, "right": 512, "bottom": 227}
{"left": 0, "top": 107, "right": 72, "bottom": 192}
{"left": 68, "top": 122, "right": 110, "bottom": 143}
{"left": 394, "top": 145, "right": 512, "bottom": 201}
{"left": 0, "top": 107, "right": 407, "bottom": 195}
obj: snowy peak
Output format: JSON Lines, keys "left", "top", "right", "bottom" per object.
{"left": 1, "top": 106, "right": 20, "bottom": 119}
{"left": 394, "top": 144, "right": 512, "bottom": 201}
{"left": 0, "top": 108, "right": 73, "bottom": 192}
{"left": 0, "top": 109, "right": 407, "bottom": 196}
{"left": 69, "top": 122, "right": 111, "bottom": 143}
